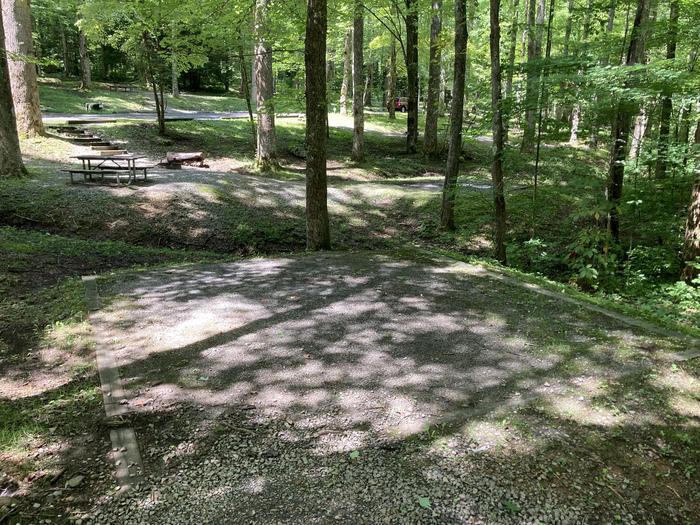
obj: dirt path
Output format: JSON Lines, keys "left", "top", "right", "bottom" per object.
{"left": 82, "top": 253, "right": 698, "bottom": 524}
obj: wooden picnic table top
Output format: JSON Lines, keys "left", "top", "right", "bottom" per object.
{"left": 71, "top": 154, "right": 146, "bottom": 161}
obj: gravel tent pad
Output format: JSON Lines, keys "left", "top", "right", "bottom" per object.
{"left": 88, "top": 253, "right": 698, "bottom": 524}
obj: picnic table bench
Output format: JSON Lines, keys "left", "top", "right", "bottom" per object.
{"left": 108, "top": 84, "right": 138, "bottom": 92}
{"left": 66, "top": 154, "right": 151, "bottom": 184}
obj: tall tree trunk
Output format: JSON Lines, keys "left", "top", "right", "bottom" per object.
{"left": 387, "top": 38, "right": 396, "bottom": 120}
{"left": 521, "top": 0, "right": 544, "bottom": 152}
{"left": 629, "top": 106, "right": 648, "bottom": 159}
{"left": 681, "top": 172, "right": 700, "bottom": 282}
{"left": 606, "top": 0, "right": 651, "bottom": 241}
{"left": 405, "top": 0, "right": 419, "bottom": 153}
{"left": 2, "top": 0, "right": 43, "bottom": 137}
{"left": 570, "top": 0, "right": 594, "bottom": 146}
{"left": 363, "top": 65, "right": 372, "bottom": 106}
{"left": 654, "top": 0, "right": 678, "bottom": 179}
{"left": 352, "top": 0, "right": 364, "bottom": 162}
{"left": 423, "top": 0, "right": 443, "bottom": 157}
{"left": 171, "top": 60, "right": 179, "bottom": 97}
{"left": 305, "top": 0, "right": 330, "bottom": 250}
{"left": 503, "top": 0, "right": 519, "bottom": 143}
{"left": 78, "top": 30, "right": 91, "bottom": 89}
{"left": 61, "top": 29, "right": 69, "bottom": 77}
{"left": 0, "top": 7, "right": 26, "bottom": 177}
{"left": 339, "top": 29, "right": 352, "bottom": 115}
{"left": 440, "top": 0, "right": 467, "bottom": 230}
{"left": 490, "top": 0, "right": 507, "bottom": 263}
{"left": 238, "top": 47, "right": 256, "bottom": 140}
{"left": 254, "top": 0, "right": 277, "bottom": 170}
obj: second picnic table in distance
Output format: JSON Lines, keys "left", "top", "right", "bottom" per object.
{"left": 69, "top": 154, "right": 149, "bottom": 184}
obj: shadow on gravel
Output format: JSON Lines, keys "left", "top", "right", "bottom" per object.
{"left": 85, "top": 253, "right": 699, "bottom": 524}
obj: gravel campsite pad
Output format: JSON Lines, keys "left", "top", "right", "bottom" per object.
{"left": 87, "top": 253, "right": 699, "bottom": 524}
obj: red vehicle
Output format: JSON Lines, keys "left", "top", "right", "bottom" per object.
{"left": 386, "top": 97, "right": 409, "bottom": 113}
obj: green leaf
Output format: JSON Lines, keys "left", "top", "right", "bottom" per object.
{"left": 418, "top": 497, "right": 431, "bottom": 509}
{"left": 503, "top": 500, "right": 520, "bottom": 513}
{"left": 349, "top": 450, "right": 360, "bottom": 460}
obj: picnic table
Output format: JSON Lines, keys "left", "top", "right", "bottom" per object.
{"left": 67, "top": 154, "right": 149, "bottom": 184}
{"left": 108, "top": 84, "right": 137, "bottom": 92}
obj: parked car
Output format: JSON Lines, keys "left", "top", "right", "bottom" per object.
{"left": 386, "top": 97, "right": 409, "bottom": 113}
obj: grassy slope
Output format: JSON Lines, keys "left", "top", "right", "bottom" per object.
{"left": 39, "top": 79, "right": 249, "bottom": 114}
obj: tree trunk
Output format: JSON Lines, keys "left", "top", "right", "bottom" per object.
{"left": 239, "top": 47, "right": 256, "bottom": 141}
{"left": 654, "top": 0, "right": 678, "bottom": 179}
{"left": 363, "top": 65, "right": 372, "bottom": 107}
{"left": 254, "top": 0, "right": 277, "bottom": 170}
{"left": 440, "top": 0, "right": 467, "bottom": 230}
{"left": 606, "top": 0, "right": 651, "bottom": 241}
{"left": 681, "top": 172, "right": 700, "bottom": 282}
{"left": 0, "top": 7, "right": 26, "bottom": 177}
{"left": 305, "top": 0, "right": 330, "bottom": 250}
{"left": 387, "top": 37, "right": 396, "bottom": 120}
{"left": 628, "top": 106, "right": 648, "bottom": 159}
{"left": 521, "top": 0, "right": 544, "bottom": 152}
{"left": 423, "top": 0, "right": 443, "bottom": 157}
{"left": 352, "top": 0, "right": 364, "bottom": 162}
{"left": 490, "top": 0, "right": 507, "bottom": 263}
{"left": 61, "top": 29, "right": 70, "bottom": 76}
{"left": 405, "top": 0, "right": 419, "bottom": 153}
{"left": 2, "top": 0, "right": 43, "bottom": 137}
{"left": 339, "top": 29, "right": 352, "bottom": 115}
{"left": 171, "top": 59, "right": 179, "bottom": 97}
{"left": 503, "top": 0, "right": 519, "bottom": 143}
{"left": 78, "top": 30, "right": 91, "bottom": 89}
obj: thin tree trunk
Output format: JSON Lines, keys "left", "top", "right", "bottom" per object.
{"left": 0, "top": 7, "right": 26, "bottom": 177}
{"left": 490, "top": 0, "right": 507, "bottom": 263}
{"left": 78, "top": 30, "right": 91, "bottom": 89}
{"left": 305, "top": 0, "right": 330, "bottom": 250}
{"left": 363, "top": 64, "right": 372, "bottom": 106}
{"left": 423, "top": 0, "right": 443, "bottom": 157}
{"left": 629, "top": 106, "right": 648, "bottom": 159}
{"left": 352, "top": 0, "right": 364, "bottom": 162}
{"left": 387, "top": 38, "right": 396, "bottom": 120}
{"left": 2, "top": 0, "right": 43, "bottom": 137}
{"left": 61, "top": 29, "right": 69, "bottom": 76}
{"left": 654, "top": 0, "right": 678, "bottom": 179}
{"left": 171, "top": 60, "right": 179, "bottom": 97}
{"left": 405, "top": 0, "right": 419, "bottom": 153}
{"left": 606, "top": 0, "right": 651, "bottom": 241}
{"left": 681, "top": 172, "right": 700, "bottom": 282}
{"left": 503, "top": 0, "right": 519, "bottom": 142}
{"left": 339, "top": 29, "right": 352, "bottom": 115}
{"left": 521, "top": 0, "right": 544, "bottom": 152}
{"left": 238, "top": 47, "right": 256, "bottom": 140}
{"left": 440, "top": 0, "right": 467, "bottom": 230}
{"left": 254, "top": 0, "right": 277, "bottom": 170}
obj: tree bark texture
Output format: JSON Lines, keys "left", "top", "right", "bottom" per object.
{"left": 2, "top": 0, "right": 43, "bottom": 137}
{"left": 387, "top": 37, "right": 396, "bottom": 120}
{"left": 405, "top": 0, "right": 419, "bottom": 153}
{"left": 0, "top": 6, "right": 27, "bottom": 177}
{"left": 352, "top": 0, "right": 364, "bottom": 162}
{"left": 423, "top": 0, "right": 442, "bottom": 157}
{"left": 682, "top": 171, "right": 700, "bottom": 282}
{"left": 440, "top": 0, "right": 467, "bottom": 230}
{"left": 490, "top": 0, "right": 507, "bottom": 263}
{"left": 78, "top": 30, "right": 91, "bottom": 89}
{"left": 254, "top": 0, "right": 277, "bottom": 170}
{"left": 305, "top": 0, "right": 330, "bottom": 249}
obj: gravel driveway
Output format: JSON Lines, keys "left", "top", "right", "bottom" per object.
{"left": 86, "top": 253, "right": 693, "bottom": 524}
